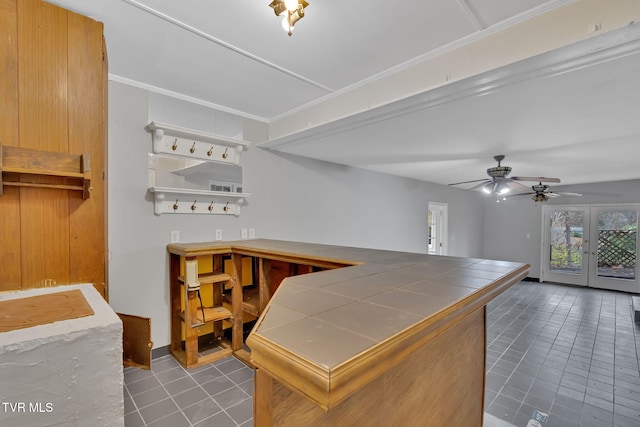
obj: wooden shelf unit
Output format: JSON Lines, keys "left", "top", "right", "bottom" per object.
{"left": 179, "top": 306, "right": 232, "bottom": 325}
{"left": 169, "top": 252, "right": 244, "bottom": 369}
{"left": 223, "top": 286, "right": 260, "bottom": 318}
{"left": 177, "top": 272, "right": 232, "bottom": 287}
{"left": 167, "top": 242, "right": 351, "bottom": 368}
{"left": 0, "top": 145, "right": 91, "bottom": 199}
{"left": 179, "top": 271, "right": 232, "bottom": 329}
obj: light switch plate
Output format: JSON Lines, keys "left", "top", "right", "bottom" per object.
{"left": 215, "top": 229, "right": 223, "bottom": 241}
{"left": 248, "top": 228, "right": 255, "bottom": 239}
{"left": 241, "top": 228, "right": 248, "bottom": 239}
{"left": 170, "top": 231, "right": 179, "bottom": 243}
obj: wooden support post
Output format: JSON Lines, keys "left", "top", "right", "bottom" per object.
{"left": 212, "top": 254, "right": 223, "bottom": 339}
{"left": 183, "top": 255, "right": 200, "bottom": 366}
{"left": 254, "top": 369, "right": 273, "bottom": 427}
{"left": 169, "top": 253, "right": 182, "bottom": 356}
{"left": 184, "top": 287, "right": 199, "bottom": 366}
{"left": 259, "top": 258, "right": 272, "bottom": 313}
{"left": 229, "top": 253, "right": 244, "bottom": 351}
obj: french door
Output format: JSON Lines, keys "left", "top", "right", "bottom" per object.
{"left": 542, "top": 204, "right": 639, "bottom": 293}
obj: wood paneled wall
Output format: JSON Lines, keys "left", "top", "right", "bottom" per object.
{"left": 0, "top": 0, "right": 107, "bottom": 297}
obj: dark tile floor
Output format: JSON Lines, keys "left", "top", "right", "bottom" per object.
{"left": 124, "top": 355, "right": 253, "bottom": 426}
{"left": 485, "top": 281, "right": 640, "bottom": 427}
{"left": 124, "top": 281, "right": 640, "bottom": 427}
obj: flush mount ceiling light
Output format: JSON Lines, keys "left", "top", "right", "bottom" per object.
{"left": 269, "top": 0, "right": 309, "bottom": 36}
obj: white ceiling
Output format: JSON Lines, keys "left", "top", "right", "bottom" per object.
{"left": 47, "top": 0, "right": 640, "bottom": 189}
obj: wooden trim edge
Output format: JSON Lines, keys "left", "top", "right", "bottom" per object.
{"left": 248, "top": 266, "right": 529, "bottom": 411}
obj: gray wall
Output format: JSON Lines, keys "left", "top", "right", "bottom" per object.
{"left": 241, "top": 148, "right": 485, "bottom": 254}
{"left": 108, "top": 79, "right": 640, "bottom": 349}
{"left": 481, "top": 180, "right": 640, "bottom": 278}
{"left": 108, "top": 81, "right": 486, "bottom": 348}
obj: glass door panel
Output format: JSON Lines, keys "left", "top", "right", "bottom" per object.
{"left": 543, "top": 207, "right": 589, "bottom": 286}
{"left": 542, "top": 204, "right": 640, "bottom": 292}
{"left": 589, "top": 206, "right": 639, "bottom": 292}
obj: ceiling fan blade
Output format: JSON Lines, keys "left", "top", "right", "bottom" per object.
{"left": 504, "top": 192, "right": 534, "bottom": 198}
{"left": 469, "top": 181, "right": 492, "bottom": 191}
{"left": 556, "top": 192, "right": 583, "bottom": 197}
{"left": 448, "top": 178, "right": 490, "bottom": 186}
{"left": 511, "top": 176, "right": 561, "bottom": 183}
{"left": 506, "top": 179, "right": 532, "bottom": 191}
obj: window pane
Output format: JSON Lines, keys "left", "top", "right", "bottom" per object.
{"left": 549, "top": 210, "right": 584, "bottom": 275}
{"left": 596, "top": 210, "right": 637, "bottom": 280}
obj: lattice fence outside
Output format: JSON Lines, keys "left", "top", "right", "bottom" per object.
{"left": 597, "top": 230, "right": 637, "bottom": 268}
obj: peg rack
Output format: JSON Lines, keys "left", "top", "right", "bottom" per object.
{"left": 148, "top": 187, "right": 249, "bottom": 216}
{"left": 145, "top": 122, "right": 249, "bottom": 165}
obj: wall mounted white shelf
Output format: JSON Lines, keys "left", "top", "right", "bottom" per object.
{"left": 148, "top": 187, "right": 250, "bottom": 216}
{"left": 145, "top": 121, "right": 250, "bottom": 165}
{"left": 145, "top": 122, "right": 250, "bottom": 216}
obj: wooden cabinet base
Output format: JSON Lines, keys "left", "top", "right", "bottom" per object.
{"left": 172, "top": 345, "right": 233, "bottom": 369}
{"left": 254, "top": 307, "right": 486, "bottom": 426}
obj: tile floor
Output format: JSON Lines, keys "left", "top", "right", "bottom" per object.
{"left": 485, "top": 281, "right": 640, "bottom": 427}
{"left": 124, "top": 356, "right": 253, "bottom": 426}
{"left": 124, "top": 281, "right": 640, "bottom": 427}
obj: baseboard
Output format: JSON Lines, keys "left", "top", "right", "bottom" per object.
{"left": 151, "top": 345, "right": 171, "bottom": 360}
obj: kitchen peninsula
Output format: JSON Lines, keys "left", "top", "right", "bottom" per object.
{"left": 167, "top": 239, "right": 529, "bottom": 426}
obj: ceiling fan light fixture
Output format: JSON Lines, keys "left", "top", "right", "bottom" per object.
{"left": 532, "top": 193, "right": 549, "bottom": 203}
{"left": 532, "top": 182, "right": 548, "bottom": 193}
{"left": 497, "top": 186, "right": 510, "bottom": 195}
{"left": 486, "top": 155, "right": 512, "bottom": 178}
{"left": 449, "top": 155, "right": 564, "bottom": 203}
{"left": 486, "top": 165, "right": 512, "bottom": 178}
{"left": 481, "top": 181, "right": 509, "bottom": 196}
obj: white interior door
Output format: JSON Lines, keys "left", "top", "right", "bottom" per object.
{"left": 542, "top": 204, "right": 639, "bottom": 292}
{"left": 428, "top": 203, "right": 447, "bottom": 255}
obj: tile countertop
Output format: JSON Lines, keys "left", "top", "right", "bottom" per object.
{"left": 168, "top": 239, "right": 530, "bottom": 410}
{"left": 167, "top": 239, "right": 529, "bottom": 410}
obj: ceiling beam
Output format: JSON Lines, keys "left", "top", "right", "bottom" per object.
{"left": 266, "top": 0, "right": 640, "bottom": 142}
